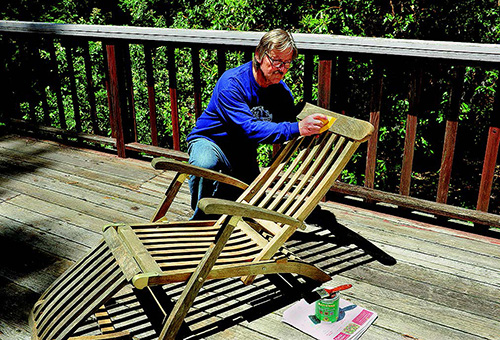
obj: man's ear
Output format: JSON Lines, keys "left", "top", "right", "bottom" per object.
{"left": 254, "top": 51, "right": 263, "bottom": 66}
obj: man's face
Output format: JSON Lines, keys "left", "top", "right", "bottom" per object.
{"left": 257, "top": 48, "right": 294, "bottom": 87}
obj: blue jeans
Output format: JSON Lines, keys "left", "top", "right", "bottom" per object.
{"left": 187, "top": 138, "right": 233, "bottom": 220}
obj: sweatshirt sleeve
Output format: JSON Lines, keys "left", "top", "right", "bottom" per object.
{"left": 216, "top": 78, "right": 300, "bottom": 144}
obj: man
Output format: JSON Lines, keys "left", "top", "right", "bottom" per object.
{"left": 186, "top": 28, "right": 327, "bottom": 219}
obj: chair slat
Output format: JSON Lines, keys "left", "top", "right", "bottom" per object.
{"left": 153, "top": 247, "right": 261, "bottom": 261}
{"left": 147, "top": 239, "right": 258, "bottom": 254}
{"left": 252, "top": 137, "right": 316, "bottom": 209}
{"left": 240, "top": 136, "right": 304, "bottom": 203}
{"left": 49, "top": 266, "right": 127, "bottom": 340}
{"left": 158, "top": 255, "right": 257, "bottom": 268}
{"left": 32, "top": 242, "right": 108, "bottom": 319}
{"left": 295, "top": 140, "right": 360, "bottom": 220}
{"left": 285, "top": 135, "right": 347, "bottom": 218}
{"left": 40, "top": 257, "right": 123, "bottom": 340}
{"left": 275, "top": 133, "right": 338, "bottom": 215}
{"left": 35, "top": 244, "right": 111, "bottom": 329}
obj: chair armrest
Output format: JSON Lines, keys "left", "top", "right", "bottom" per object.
{"left": 151, "top": 158, "right": 249, "bottom": 190}
{"left": 198, "top": 198, "right": 305, "bottom": 230}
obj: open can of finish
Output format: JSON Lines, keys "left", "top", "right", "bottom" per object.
{"left": 315, "top": 290, "right": 340, "bottom": 323}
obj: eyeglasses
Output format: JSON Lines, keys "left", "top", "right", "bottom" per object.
{"left": 265, "top": 52, "right": 292, "bottom": 69}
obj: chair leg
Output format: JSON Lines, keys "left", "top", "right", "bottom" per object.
{"left": 159, "top": 244, "right": 217, "bottom": 339}
{"left": 151, "top": 173, "right": 189, "bottom": 222}
{"left": 135, "top": 286, "right": 192, "bottom": 338}
{"left": 159, "top": 217, "right": 239, "bottom": 339}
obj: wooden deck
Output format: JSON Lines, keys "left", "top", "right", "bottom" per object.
{"left": 1, "top": 134, "right": 499, "bottom": 340}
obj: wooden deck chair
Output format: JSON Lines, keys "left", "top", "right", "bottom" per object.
{"left": 29, "top": 102, "right": 374, "bottom": 340}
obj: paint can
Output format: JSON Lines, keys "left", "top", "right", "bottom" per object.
{"left": 315, "top": 290, "right": 340, "bottom": 323}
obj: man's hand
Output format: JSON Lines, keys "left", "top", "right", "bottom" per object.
{"left": 299, "top": 114, "right": 329, "bottom": 136}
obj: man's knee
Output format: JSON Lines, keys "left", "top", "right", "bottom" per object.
{"left": 190, "top": 155, "right": 218, "bottom": 171}
{"left": 188, "top": 138, "right": 221, "bottom": 171}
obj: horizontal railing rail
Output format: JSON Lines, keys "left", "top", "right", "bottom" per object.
{"left": 2, "top": 21, "right": 500, "bottom": 63}
{"left": 1, "top": 20, "right": 499, "bottom": 231}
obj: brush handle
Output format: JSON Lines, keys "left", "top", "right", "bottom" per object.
{"left": 325, "top": 284, "right": 352, "bottom": 296}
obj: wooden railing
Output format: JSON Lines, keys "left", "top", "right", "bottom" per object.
{"left": 1, "top": 20, "right": 499, "bottom": 229}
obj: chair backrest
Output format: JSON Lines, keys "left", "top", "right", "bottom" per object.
{"left": 234, "top": 103, "right": 374, "bottom": 270}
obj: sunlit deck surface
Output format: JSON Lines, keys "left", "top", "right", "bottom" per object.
{"left": 1, "top": 134, "right": 499, "bottom": 340}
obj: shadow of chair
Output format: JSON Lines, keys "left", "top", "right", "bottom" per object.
{"left": 29, "top": 103, "right": 394, "bottom": 340}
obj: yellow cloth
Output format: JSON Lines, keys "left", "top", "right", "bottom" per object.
{"left": 319, "top": 116, "right": 337, "bottom": 133}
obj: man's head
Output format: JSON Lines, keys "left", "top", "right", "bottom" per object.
{"left": 253, "top": 29, "right": 298, "bottom": 87}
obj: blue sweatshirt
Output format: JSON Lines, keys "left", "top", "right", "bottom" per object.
{"left": 187, "top": 61, "right": 300, "bottom": 158}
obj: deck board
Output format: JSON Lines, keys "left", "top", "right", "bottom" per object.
{"left": 1, "top": 135, "right": 499, "bottom": 340}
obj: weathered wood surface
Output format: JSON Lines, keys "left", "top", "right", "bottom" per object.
{"left": 1, "top": 135, "right": 499, "bottom": 340}
{"left": 2, "top": 21, "right": 500, "bottom": 64}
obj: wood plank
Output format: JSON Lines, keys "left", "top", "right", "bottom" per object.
{"left": 0, "top": 213, "right": 81, "bottom": 276}
{"left": 0, "top": 137, "right": 156, "bottom": 184}
{"left": 0, "top": 319, "right": 30, "bottom": 340}
{"left": 306, "top": 209, "right": 500, "bottom": 284}
{"left": 0, "top": 278, "right": 37, "bottom": 338}
{"left": 341, "top": 263, "right": 499, "bottom": 320}
{"left": 0, "top": 137, "right": 189, "bottom": 220}
{"left": 0, "top": 173, "right": 149, "bottom": 225}
{"left": 341, "top": 218, "right": 500, "bottom": 274}
{"left": 1, "top": 199, "right": 102, "bottom": 247}
{"left": 339, "top": 277, "right": 500, "bottom": 340}
{"left": 321, "top": 201, "right": 500, "bottom": 260}
{"left": 0, "top": 143, "right": 159, "bottom": 192}
{"left": 0, "top": 167, "right": 156, "bottom": 220}
{"left": 331, "top": 181, "right": 500, "bottom": 228}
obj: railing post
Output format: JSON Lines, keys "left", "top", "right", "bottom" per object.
{"left": 477, "top": 127, "right": 500, "bottom": 212}
{"left": 436, "top": 67, "right": 464, "bottom": 204}
{"left": 82, "top": 42, "right": 100, "bottom": 135}
{"left": 105, "top": 43, "right": 136, "bottom": 158}
{"left": 318, "top": 57, "right": 332, "bottom": 110}
{"left": 192, "top": 47, "right": 202, "bottom": 120}
{"left": 334, "top": 55, "right": 348, "bottom": 114}
{"left": 64, "top": 41, "right": 82, "bottom": 134}
{"left": 303, "top": 53, "right": 314, "bottom": 104}
{"left": 46, "top": 39, "right": 67, "bottom": 135}
{"left": 0, "top": 36, "right": 7, "bottom": 121}
{"left": 168, "top": 47, "right": 180, "bottom": 151}
{"left": 0, "top": 36, "right": 17, "bottom": 122}
{"left": 217, "top": 47, "right": 227, "bottom": 79}
{"left": 318, "top": 56, "right": 334, "bottom": 202}
{"left": 400, "top": 65, "right": 422, "bottom": 196}
{"left": 144, "top": 44, "right": 159, "bottom": 146}
{"left": 365, "top": 60, "right": 384, "bottom": 192}
{"left": 477, "top": 86, "right": 500, "bottom": 212}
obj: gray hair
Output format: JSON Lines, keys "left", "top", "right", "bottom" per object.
{"left": 253, "top": 29, "right": 298, "bottom": 68}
